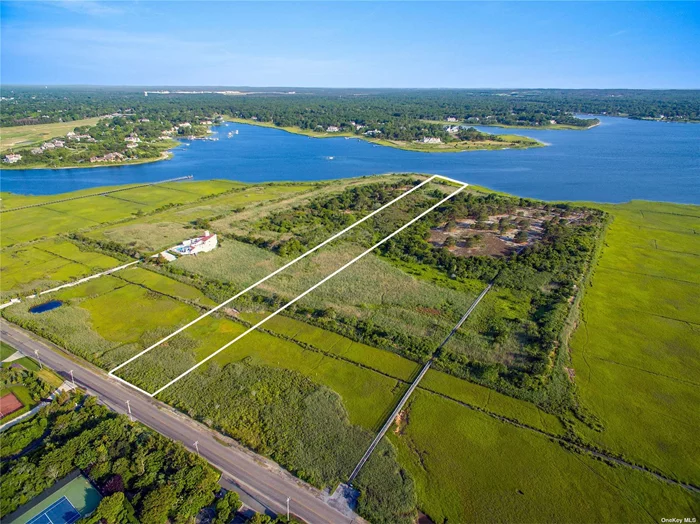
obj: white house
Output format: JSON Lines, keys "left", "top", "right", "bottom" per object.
{"left": 422, "top": 137, "right": 442, "bottom": 144}
{"left": 171, "top": 231, "right": 218, "bottom": 256}
{"left": 3, "top": 154, "right": 22, "bottom": 163}
{"left": 447, "top": 117, "right": 458, "bottom": 122}
{"left": 326, "top": 126, "right": 340, "bottom": 132}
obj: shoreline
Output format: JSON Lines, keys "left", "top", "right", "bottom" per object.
{"left": 0, "top": 148, "right": 176, "bottom": 171}
{"left": 225, "top": 117, "right": 545, "bottom": 152}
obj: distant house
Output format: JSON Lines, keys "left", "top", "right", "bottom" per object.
{"left": 3, "top": 153, "right": 22, "bottom": 163}
{"left": 170, "top": 231, "right": 218, "bottom": 256}
{"left": 30, "top": 148, "right": 43, "bottom": 155}
{"left": 180, "top": 122, "right": 192, "bottom": 128}
{"left": 364, "top": 129, "right": 382, "bottom": 136}
{"left": 90, "top": 152, "right": 125, "bottom": 163}
{"left": 42, "top": 142, "right": 55, "bottom": 150}
{"left": 200, "top": 120, "right": 212, "bottom": 125}
{"left": 447, "top": 117, "right": 458, "bottom": 122}
{"left": 52, "top": 140, "right": 65, "bottom": 148}
{"left": 446, "top": 126, "right": 460, "bottom": 134}
{"left": 422, "top": 137, "right": 442, "bottom": 144}
{"left": 139, "top": 118, "right": 150, "bottom": 123}
{"left": 126, "top": 143, "right": 138, "bottom": 149}
{"left": 549, "top": 119, "right": 557, "bottom": 125}
{"left": 124, "top": 134, "right": 140, "bottom": 143}
{"left": 66, "top": 131, "right": 76, "bottom": 138}
{"left": 326, "top": 126, "right": 340, "bottom": 132}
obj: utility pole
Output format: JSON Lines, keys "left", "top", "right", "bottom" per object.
{"left": 69, "top": 370, "right": 75, "bottom": 387}
{"left": 34, "top": 350, "right": 42, "bottom": 370}
{"left": 194, "top": 441, "right": 199, "bottom": 455}
{"left": 286, "top": 497, "right": 290, "bottom": 522}
{"left": 126, "top": 400, "right": 132, "bottom": 422}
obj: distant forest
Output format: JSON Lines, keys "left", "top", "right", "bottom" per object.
{"left": 1, "top": 87, "right": 698, "bottom": 129}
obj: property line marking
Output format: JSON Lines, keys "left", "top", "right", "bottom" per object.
{"left": 147, "top": 181, "right": 467, "bottom": 397}
{"left": 110, "top": 373, "right": 155, "bottom": 397}
{"left": 109, "top": 175, "right": 438, "bottom": 375}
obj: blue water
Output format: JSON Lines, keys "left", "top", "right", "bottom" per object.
{"left": 29, "top": 300, "right": 63, "bottom": 313}
{"left": 1, "top": 116, "right": 698, "bottom": 203}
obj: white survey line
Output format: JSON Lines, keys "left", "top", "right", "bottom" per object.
{"left": 110, "top": 373, "right": 154, "bottom": 397}
{"left": 0, "top": 260, "right": 140, "bottom": 310}
{"left": 109, "top": 175, "right": 438, "bottom": 374}
{"left": 39, "top": 261, "right": 140, "bottom": 295}
{"left": 147, "top": 181, "right": 467, "bottom": 397}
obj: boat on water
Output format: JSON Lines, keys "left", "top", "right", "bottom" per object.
{"left": 228, "top": 131, "right": 234, "bottom": 138}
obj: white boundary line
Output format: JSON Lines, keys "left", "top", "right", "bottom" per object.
{"left": 110, "top": 176, "right": 438, "bottom": 374}
{"left": 109, "top": 175, "right": 437, "bottom": 375}
{"left": 147, "top": 180, "right": 467, "bottom": 397}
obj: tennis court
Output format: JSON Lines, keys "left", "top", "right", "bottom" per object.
{"left": 26, "top": 497, "right": 80, "bottom": 524}
{"left": 9, "top": 474, "right": 101, "bottom": 524}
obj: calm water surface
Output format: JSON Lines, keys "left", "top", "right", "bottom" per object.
{"left": 1, "top": 116, "right": 698, "bottom": 203}
{"left": 29, "top": 300, "right": 63, "bottom": 313}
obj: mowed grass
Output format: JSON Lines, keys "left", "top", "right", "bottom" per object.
{"left": 570, "top": 201, "right": 700, "bottom": 484}
{"left": 392, "top": 390, "right": 699, "bottom": 523}
{"left": 0, "top": 239, "right": 121, "bottom": 299}
{"left": 0, "top": 117, "right": 102, "bottom": 152}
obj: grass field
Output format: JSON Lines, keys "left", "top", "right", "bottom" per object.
{"left": 0, "top": 342, "right": 16, "bottom": 360}
{"left": 391, "top": 390, "right": 698, "bottom": 523}
{"left": 570, "top": 201, "right": 700, "bottom": 485}
{"left": 2, "top": 179, "right": 698, "bottom": 523}
{"left": 0, "top": 239, "right": 121, "bottom": 299}
{"left": 0, "top": 117, "right": 102, "bottom": 152}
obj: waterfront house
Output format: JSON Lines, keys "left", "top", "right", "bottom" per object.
{"left": 446, "top": 125, "right": 460, "bottom": 134}
{"left": 3, "top": 153, "right": 22, "bottom": 163}
{"left": 422, "top": 137, "right": 442, "bottom": 144}
{"left": 364, "top": 129, "right": 382, "bottom": 136}
{"left": 170, "top": 231, "right": 218, "bottom": 256}
{"left": 326, "top": 126, "right": 340, "bottom": 132}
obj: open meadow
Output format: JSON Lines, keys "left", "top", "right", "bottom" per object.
{"left": 0, "top": 117, "right": 102, "bottom": 152}
{"left": 570, "top": 201, "right": 700, "bottom": 485}
{"left": 1, "top": 178, "right": 698, "bottom": 523}
{"left": 0, "top": 239, "right": 121, "bottom": 300}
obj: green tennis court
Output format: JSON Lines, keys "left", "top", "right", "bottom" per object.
{"left": 10, "top": 475, "right": 101, "bottom": 524}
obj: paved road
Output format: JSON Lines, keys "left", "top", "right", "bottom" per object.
{"left": 0, "top": 319, "right": 358, "bottom": 524}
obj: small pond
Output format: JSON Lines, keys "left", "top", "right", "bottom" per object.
{"left": 29, "top": 300, "right": 63, "bottom": 314}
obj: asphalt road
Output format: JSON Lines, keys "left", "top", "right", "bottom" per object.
{"left": 0, "top": 319, "right": 358, "bottom": 524}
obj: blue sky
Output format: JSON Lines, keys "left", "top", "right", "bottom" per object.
{"left": 1, "top": 1, "right": 698, "bottom": 88}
